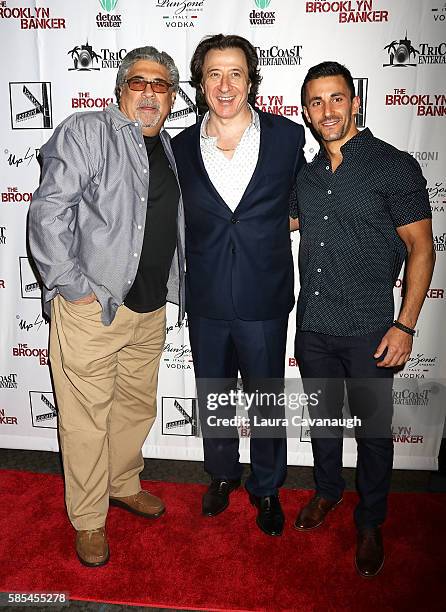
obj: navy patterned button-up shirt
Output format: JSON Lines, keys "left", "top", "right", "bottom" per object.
{"left": 293, "top": 128, "right": 431, "bottom": 336}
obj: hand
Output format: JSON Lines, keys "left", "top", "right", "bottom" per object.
{"left": 69, "top": 292, "right": 97, "bottom": 305}
{"left": 374, "top": 326, "right": 413, "bottom": 368}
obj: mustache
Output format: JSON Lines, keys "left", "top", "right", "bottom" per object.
{"left": 137, "top": 99, "right": 160, "bottom": 110}
{"left": 320, "top": 116, "right": 339, "bottom": 123}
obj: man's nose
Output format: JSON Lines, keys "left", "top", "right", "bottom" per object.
{"left": 218, "top": 74, "right": 231, "bottom": 91}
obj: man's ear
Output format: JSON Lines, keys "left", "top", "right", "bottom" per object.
{"left": 352, "top": 95, "right": 361, "bottom": 116}
{"left": 303, "top": 105, "right": 311, "bottom": 124}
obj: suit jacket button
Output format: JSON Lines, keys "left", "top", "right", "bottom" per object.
{"left": 231, "top": 217, "right": 238, "bottom": 224}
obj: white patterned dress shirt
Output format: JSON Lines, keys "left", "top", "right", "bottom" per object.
{"left": 200, "top": 105, "right": 260, "bottom": 212}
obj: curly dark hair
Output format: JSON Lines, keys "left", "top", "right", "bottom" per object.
{"left": 190, "top": 34, "right": 262, "bottom": 115}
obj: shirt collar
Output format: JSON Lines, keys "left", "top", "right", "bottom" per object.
{"left": 200, "top": 104, "right": 260, "bottom": 141}
{"left": 313, "top": 127, "right": 373, "bottom": 164}
{"left": 105, "top": 103, "right": 143, "bottom": 131}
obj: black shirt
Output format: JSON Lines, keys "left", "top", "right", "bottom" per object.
{"left": 294, "top": 128, "right": 431, "bottom": 336}
{"left": 125, "top": 135, "right": 179, "bottom": 313}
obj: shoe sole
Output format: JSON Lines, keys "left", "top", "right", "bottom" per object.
{"left": 255, "top": 517, "right": 284, "bottom": 537}
{"left": 355, "top": 554, "right": 385, "bottom": 578}
{"left": 76, "top": 550, "right": 110, "bottom": 568}
{"left": 202, "top": 483, "right": 240, "bottom": 517}
{"left": 293, "top": 497, "right": 343, "bottom": 531}
{"left": 109, "top": 497, "right": 165, "bottom": 519}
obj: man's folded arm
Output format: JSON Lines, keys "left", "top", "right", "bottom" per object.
{"left": 28, "top": 124, "right": 94, "bottom": 301}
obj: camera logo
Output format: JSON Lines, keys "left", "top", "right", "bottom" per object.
{"left": 68, "top": 42, "right": 102, "bottom": 71}
{"left": 383, "top": 33, "right": 420, "bottom": 67}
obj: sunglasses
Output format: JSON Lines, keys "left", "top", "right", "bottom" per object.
{"left": 125, "top": 77, "right": 173, "bottom": 94}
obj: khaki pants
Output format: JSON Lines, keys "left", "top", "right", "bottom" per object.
{"left": 49, "top": 296, "right": 166, "bottom": 530}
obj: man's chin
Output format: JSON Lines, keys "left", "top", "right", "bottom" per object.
{"left": 320, "top": 129, "right": 343, "bottom": 143}
{"left": 137, "top": 113, "right": 161, "bottom": 129}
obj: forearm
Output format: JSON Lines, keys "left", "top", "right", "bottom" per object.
{"left": 397, "top": 243, "right": 435, "bottom": 328}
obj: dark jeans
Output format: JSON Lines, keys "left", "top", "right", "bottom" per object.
{"left": 295, "top": 328, "right": 394, "bottom": 529}
{"left": 189, "top": 315, "right": 288, "bottom": 497}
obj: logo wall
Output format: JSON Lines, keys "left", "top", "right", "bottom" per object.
{"left": 250, "top": 0, "right": 275, "bottom": 25}
{"left": 19, "top": 257, "right": 41, "bottom": 299}
{"left": 30, "top": 392, "right": 57, "bottom": 428}
{"left": 9, "top": 82, "right": 52, "bottom": 129}
{"left": 0, "top": 2, "right": 65, "bottom": 29}
{"left": 155, "top": 0, "right": 205, "bottom": 27}
{"left": 383, "top": 33, "right": 446, "bottom": 67}
{"left": 255, "top": 44, "right": 302, "bottom": 66}
{"left": 0, "top": 408, "right": 18, "bottom": 426}
{"left": 385, "top": 89, "right": 446, "bottom": 117}
{"left": 256, "top": 95, "right": 299, "bottom": 117}
{"left": 427, "top": 180, "right": 445, "bottom": 214}
{"left": 431, "top": 3, "right": 446, "bottom": 22}
{"left": 305, "top": 0, "right": 389, "bottom": 23}
{"left": 72, "top": 92, "right": 114, "bottom": 110}
{"left": 68, "top": 42, "right": 126, "bottom": 71}
{"left": 353, "top": 78, "right": 368, "bottom": 127}
{"left": 166, "top": 82, "right": 198, "bottom": 131}
{"left": 3, "top": 146, "right": 39, "bottom": 170}
{"left": 162, "top": 397, "right": 197, "bottom": 436}
{"left": 96, "top": 0, "right": 122, "bottom": 28}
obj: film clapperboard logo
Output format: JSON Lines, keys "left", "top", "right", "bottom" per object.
{"left": 30, "top": 391, "right": 57, "bottom": 429}
{"left": 162, "top": 397, "right": 198, "bottom": 436}
{"left": 19, "top": 257, "right": 41, "bottom": 299}
{"left": 9, "top": 82, "right": 52, "bottom": 130}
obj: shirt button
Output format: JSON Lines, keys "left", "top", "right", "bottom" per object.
{"left": 324, "top": 215, "right": 328, "bottom": 220}
{"left": 317, "top": 268, "right": 322, "bottom": 272}
{"left": 133, "top": 252, "right": 138, "bottom": 257}
{"left": 128, "top": 280, "right": 132, "bottom": 284}
{"left": 327, "top": 190, "right": 332, "bottom": 195}
{"left": 134, "top": 122, "right": 138, "bottom": 127}
{"left": 143, "top": 169, "right": 148, "bottom": 174}
{"left": 320, "top": 242, "right": 325, "bottom": 247}
{"left": 140, "top": 196, "right": 145, "bottom": 202}
{"left": 326, "top": 165, "right": 330, "bottom": 170}
{"left": 138, "top": 143, "right": 143, "bottom": 148}
{"left": 314, "top": 291, "right": 320, "bottom": 296}
{"left": 137, "top": 225, "right": 142, "bottom": 230}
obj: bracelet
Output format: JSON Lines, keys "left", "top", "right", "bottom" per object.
{"left": 393, "top": 320, "right": 415, "bottom": 336}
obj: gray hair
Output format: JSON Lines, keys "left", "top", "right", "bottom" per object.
{"left": 115, "top": 46, "right": 179, "bottom": 102}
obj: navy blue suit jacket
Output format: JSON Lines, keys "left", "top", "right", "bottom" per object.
{"left": 172, "top": 109, "right": 305, "bottom": 321}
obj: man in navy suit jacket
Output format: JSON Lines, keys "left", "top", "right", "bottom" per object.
{"left": 172, "top": 34, "right": 305, "bottom": 536}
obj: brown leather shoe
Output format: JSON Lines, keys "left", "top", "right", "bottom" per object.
{"left": 294, "top": 494, "right": 342, "bottom": 530}
{"left": 76, "top": 527, "right": 109, "bottom": 567}
{"left": 355, "top": 527, "right": 384, "bottom": 577}
{"left": 109, "top": 490, "right": 165, "bottom": 518}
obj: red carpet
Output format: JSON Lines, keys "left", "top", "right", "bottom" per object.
{"left": 0, "top": 470, "right": 444, "bottom": 611}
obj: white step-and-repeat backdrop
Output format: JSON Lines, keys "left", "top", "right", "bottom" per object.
{"left": 1, "top": 0, "right": 445, "bottom": 469}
